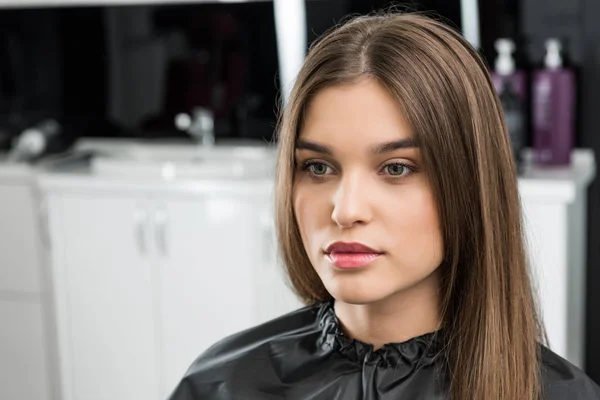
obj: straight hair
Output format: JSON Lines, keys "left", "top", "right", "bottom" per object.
{"left": 274, "top": 13, "right": 545, "bottom": 400}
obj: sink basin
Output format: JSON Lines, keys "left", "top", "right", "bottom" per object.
{"left": 89, "top": 142, "right": 277, "bottom": 180}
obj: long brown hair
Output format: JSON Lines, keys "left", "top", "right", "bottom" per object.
{"left": 274, "top": 12, "right": 545, "bottom": 400}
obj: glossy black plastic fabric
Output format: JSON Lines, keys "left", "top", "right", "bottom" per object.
{"left": 168, "top": 301, "right": 600, "bottom": 399}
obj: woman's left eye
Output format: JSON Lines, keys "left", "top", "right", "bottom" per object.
{"left": 381, "top": 163, "right": 414, "bottom": 177}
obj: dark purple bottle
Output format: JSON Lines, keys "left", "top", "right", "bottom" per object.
{"left": 532, "top": 39, "right": 576, "bottom": 166}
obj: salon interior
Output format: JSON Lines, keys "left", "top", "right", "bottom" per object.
{"left": 0, "top": 0, "right": 599, "bottom": 398}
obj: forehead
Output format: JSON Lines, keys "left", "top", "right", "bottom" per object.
{"left": 299, "top": 79, "right": 413, "bottom": 143}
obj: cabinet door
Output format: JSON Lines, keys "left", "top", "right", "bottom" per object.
{"left": 0, "top": 183, "right": 43, "bottom": 293}
{"left": 155, "top": 196, "right": 258, "bottom": 398}
{"left": 0, "top": 300, "right": 51, "bottom": 400}
{"left": 49, "top": 194, "right": 159, "bottom": 400}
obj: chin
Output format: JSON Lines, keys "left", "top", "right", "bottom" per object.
{"left": 330, "top": 292, "right": 387, "bottom": 305}
{"left": 323, "top": 278, "right": 393, "bottom": 305}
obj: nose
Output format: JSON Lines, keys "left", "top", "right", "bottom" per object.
{"left": 331, "top": 173, "right": 372, "bottom": 228}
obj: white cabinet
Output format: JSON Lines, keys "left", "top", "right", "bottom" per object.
{"left": 520, "top": 192, "right": 591, "bottom": 368}
{"left": 157, "top": 197, "right": 258, "bottom": 396}
{"left": 518, "top": 149, "right": 596, "bottom": 369}
{"left": 45, "top": 185, "right": 285, "bottom": 400}
{"left": 49, "top": 195, "right": 159, "bottom": 400}
{"left": 0, "top": 176, "right": 52, "bottom": 400}
{"left": 0, "top": 300, "right": 52, "bottom": 400}
{"left": 0, "top": 183, "right": 44, "bottom": 294}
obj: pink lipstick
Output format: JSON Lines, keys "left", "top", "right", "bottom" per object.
{"left": 324, "top": 242, "right": 382, "bottom": 269}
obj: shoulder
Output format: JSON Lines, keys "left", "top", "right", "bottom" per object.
{"left": 194, "top": 302, "right": 323, "bottom": 365}
{"left": 167, "top": 302, "right": 324, "bottom": 400}
{"left": 540, "top": 345, "right": 600, "bottom": 399}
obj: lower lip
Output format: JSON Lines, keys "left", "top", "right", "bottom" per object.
{"left": 325, "top": 252, "right": 381, "bottom": 269}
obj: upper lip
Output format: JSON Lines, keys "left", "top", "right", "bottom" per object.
{"left": 324, "top": 241, "right": 381, "bottom": 254}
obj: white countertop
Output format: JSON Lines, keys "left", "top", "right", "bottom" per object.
{"left": 0, "top": 155, "right": 37, "bottom": 183}
{"left": 36, "top": 168, "right": 276, "bottom": 197}
{"left": 518, "top": 149, "right": 596, "bottom": 203}
{"left": 33, "top": 138, "right": 278, "bottom": 196}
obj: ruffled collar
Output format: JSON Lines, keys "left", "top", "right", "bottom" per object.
{"left": 316, "top": 300, "right": 445, "bottom": 368}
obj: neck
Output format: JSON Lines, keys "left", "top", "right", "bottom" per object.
{"left": 333, "top": 270, "right": 441, "bottom": 349}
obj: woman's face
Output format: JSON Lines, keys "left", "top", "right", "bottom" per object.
{"left": 293, "top": 79, "right": 444, "bottom": 305}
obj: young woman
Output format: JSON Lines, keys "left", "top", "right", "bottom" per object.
{"left": 169, "top": 13, "right": 600, "bottom": 400}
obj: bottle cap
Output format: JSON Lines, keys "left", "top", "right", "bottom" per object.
{"left": 495, "top": 38, "right": 516, "bottom": 75}
{"left": 544, "top": 39, "right": 563, "bottom": 69}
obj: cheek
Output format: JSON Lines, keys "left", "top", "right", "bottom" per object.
{"left": 293, "top": 183, "right": 329, "bottom": 247}
{"left": 384, "top": 184, "right": 443, "bottom": 264}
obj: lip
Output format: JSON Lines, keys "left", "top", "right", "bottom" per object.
{"left": 324, "top": 241, "right": 382, "bottom": 269}
{"left": 325, "top": 241, "right": 380, "bottom": 254}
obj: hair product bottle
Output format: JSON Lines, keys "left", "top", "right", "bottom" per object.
{"left": 532, "top": 39, "right": 576, "bottom": 166}
{"left": 491, "top": 39, "right": 527, "bottom": 171}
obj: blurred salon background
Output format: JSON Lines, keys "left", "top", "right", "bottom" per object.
{"left": 0, "top": 0, "right": 598, "bottom": 399}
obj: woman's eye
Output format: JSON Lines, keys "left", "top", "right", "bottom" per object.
{"left": 304, "top": 162, "right": 334, "bottom": 176}
{"left": 300, "top": 160, "right": 414, "bottom": 180}
{"left": 382, "top": 163, "right": 413, "bottom": 177}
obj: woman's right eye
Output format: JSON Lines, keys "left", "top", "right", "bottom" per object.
{"left": 302, "top": 161, "right": 335, "bottom": 177}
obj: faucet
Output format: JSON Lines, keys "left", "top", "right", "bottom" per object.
{"left": 175, "top": 107, "right": 215, "bottom": 147}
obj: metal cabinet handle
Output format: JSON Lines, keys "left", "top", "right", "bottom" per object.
{"left": 154, "top": 207, "right": 168, "bottom": 257}
{"left": 133, "top": 208, "right": 148, "bottom": 255}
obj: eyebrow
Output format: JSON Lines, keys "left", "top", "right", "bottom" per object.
{"left": 295, "top": 138, "right": 417, "bottom": 155}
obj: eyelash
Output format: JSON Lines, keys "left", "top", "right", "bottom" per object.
{"left": 300, "top": 160, "right": 416, "bottom": 182}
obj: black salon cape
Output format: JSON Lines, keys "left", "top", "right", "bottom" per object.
{"left": 168, "top": 301, "right": 600, "bottom": 400}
